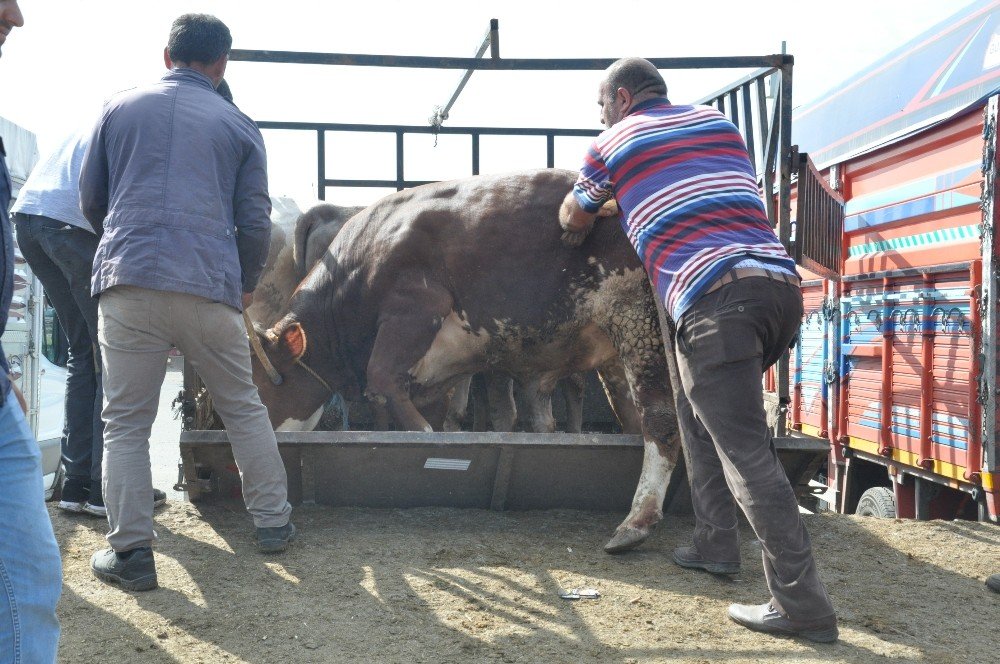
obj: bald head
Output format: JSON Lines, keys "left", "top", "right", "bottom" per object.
{"left": 597, "top": 58, "right": 668, "bottom": 128}
{"left": 604, "top": 58, "right": 668, "bottom": 100}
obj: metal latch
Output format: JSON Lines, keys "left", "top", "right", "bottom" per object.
{"left": 174, "top": 461, "right": 214, "bottom": 493}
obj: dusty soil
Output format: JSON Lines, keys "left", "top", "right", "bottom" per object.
{"left": 53, "top": 503, "right": 999, "bottom": 663}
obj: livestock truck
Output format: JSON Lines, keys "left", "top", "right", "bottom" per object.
{"left": 782, "top": 0, "right": 1000, "bottom": 522}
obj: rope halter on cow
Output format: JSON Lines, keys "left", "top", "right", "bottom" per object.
{"left": 242, "top": 312, "right": 334, "bottom": 395}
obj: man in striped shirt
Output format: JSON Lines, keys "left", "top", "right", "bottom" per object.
{"left": 561, "top": 58, "right": 838, "bottom": 642}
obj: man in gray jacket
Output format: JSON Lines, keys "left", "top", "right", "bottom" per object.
{"left": 80, "top": 13, "right": 294, "bottom": 591}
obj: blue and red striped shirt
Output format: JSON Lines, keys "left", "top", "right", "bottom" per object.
{"left": 573, "top": 98, "right": 796, "bottom": 320}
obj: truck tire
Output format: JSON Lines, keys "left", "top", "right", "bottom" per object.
{"left": 856, "top": 486, "right": 896, "bottom": 518}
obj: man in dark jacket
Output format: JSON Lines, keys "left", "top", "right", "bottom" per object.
{"left": 80, "top": 13, "right": 294, "bottom": 592}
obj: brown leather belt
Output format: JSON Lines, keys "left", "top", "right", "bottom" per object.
{"left": 705, "top": 267, "right": 801, "bottom": 295}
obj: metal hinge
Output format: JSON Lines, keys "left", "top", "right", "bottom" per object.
{"left": 824, "top": 361, "right": 838, "bottom": 385}
{"left": 821, "top": 297, "right": 839, "bottom": 322}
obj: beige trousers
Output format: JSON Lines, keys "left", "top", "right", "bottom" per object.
{"left": 98, "top": 285, "right": 291, "bottom": 551}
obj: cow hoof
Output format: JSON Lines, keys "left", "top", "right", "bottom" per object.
{"left": 603, "top": 526, "right": 651, "bottom": 554}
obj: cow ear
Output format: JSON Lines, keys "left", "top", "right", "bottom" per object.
{"left": 280, "top": 322, "right": 307, "bottom": 360}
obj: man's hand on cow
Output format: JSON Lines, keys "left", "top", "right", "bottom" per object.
{"left": 242, "top": 292, "right": 254, "bottom": 309}
{"left": 559, "top": 191, "right": 598, "bottom": 232}
{"left": 597, "top": 199, "right": 619, "bottom": 217}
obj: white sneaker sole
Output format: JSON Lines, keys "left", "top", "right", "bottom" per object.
{"left": 82, "top": 503, "right": 108, "bottom": 517}
{"left": 58, "top": 501, "right": 86, "bottom": 513}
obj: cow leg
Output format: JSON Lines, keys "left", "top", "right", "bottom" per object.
{"left": 372, "top": 402, "right": 392, "bottom": 431}
{"left": 596, "top": 360, "right": 642, "bottom": 434}
{"left": 443, "top": 376, "right": 472, "bottom": 432}
{"left": 365, "top": 289, "right": 453, "bottom": 432}
{"left": 515, "top": 377, "right": 556, "bottom": 433}
{"left": 602, "top": 296, "right": 681, "bottom": 554}
{"left": 420, "top": 396, "right": 451, "bottom": 432}
{"left": 560, "top": 372, "right": 587, "bottom": 433}
{"left": 485, "top": 374, "right": 516, "bottom": 431}
{"left": 470, "top": 374, "right": 491, "bottom": 431}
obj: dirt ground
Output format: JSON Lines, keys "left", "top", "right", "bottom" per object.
{"left": 52, "top": 502, "right": 998, "bottom": 664}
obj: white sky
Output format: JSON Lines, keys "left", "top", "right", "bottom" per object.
{"left": 0, "top": 0, "right": 976, "bottom": 205}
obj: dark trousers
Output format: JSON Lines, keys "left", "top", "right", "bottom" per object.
{"left": 14, "top": 214, "right": 102, "bottom": 491}
{"left": 669, "top": 275, "right": 835, "bottom": 621}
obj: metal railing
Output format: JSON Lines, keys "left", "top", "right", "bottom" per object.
{"left": 794, "top": 151, "right": 844, "bottom": 280}
{"left": 256, "top": 120, "right": 600, "bottom": 199}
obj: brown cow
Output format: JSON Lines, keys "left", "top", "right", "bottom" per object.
{"left": 251, "top": 169, "right": 679, "bottom": 552}
{"left": 247, "top": 198, "right": 364, "bottom": 327}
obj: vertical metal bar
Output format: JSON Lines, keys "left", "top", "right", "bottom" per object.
{"left": 396, "top": 130, "right": 405, "bottom": 191}
{"left": 914, "top": 476, "right": 931, "bottom": 520}
{"left": 880, "top": 277, "right": 895, "bottom": 457}
{"left": 490, "top": 447, "right": 515, "bottom": 510}
{"left": 775, "top": 63, "right": 794, "bottom": 436}
{"left": 717, "top": 94, "right": 726, "bottom": 116}
{"left": 742, "top": 83, "right": 757, "bottom": 172}
{"left": 778, "top": 65, "right": 794, "bottom": 253}
{"left": 728, "top": 89, "right": 739, "bottom": 131}
{"left": 981, "top": 96, "right": 999, "bottom": 486}
{"left": 967, "top": 260, "right": 983, "bottom": 481}
{"left": 489, "top": 18, "right": 500, "bottom": 59}
{"left": 317, "top": 129, "right": 326, "bottom": 201}
{"left": 762, "top": 82, "right": 780, "bottom": 227}
{"left": 471, "top": 133, "right": 480, "bottom": 175}
{"left": 918, "top": 273, "right": 935, "bottom": 470}
{"left": 756, "top": 77, "right": 769, "bottom": 166}
{"left": 546, "top": 134, "right": 555, "bottom": 168}
{"left": 791, "top": 148, "right": 802, "bottom": 264}
{"left": 838, "top": 285, "right": 851, "bottom": 449}
{"left": 792, "top": 306, "right": 802, "bottom": 430}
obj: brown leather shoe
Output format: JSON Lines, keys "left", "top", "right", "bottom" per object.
{"left": 728, "top": 602, "right": 838, "bottom": 643}
{"left": 672, "top": 545, "right": 740, "bottom": 575}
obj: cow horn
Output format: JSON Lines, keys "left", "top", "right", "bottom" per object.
{"left": 243, "top": 311, "right": 284, "bottom": 386}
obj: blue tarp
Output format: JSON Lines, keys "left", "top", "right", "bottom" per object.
{"left": 795, "top": 0, "right": 1000, "bottom": 169}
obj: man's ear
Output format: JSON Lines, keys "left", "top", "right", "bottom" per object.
{"left": 617, "top": 87, "right": 633, "bottom": 111}
{"left": 163, "top": 47, "right": 173, "bottom": 70}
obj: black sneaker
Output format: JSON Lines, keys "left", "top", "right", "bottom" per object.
{"left": 82, "top": 493, "right": 107, "bottom": 518}
{"left": 987, "top": 574, "right": 1000, "bottom": 593}
{"left": 91, "top": 547, "right": 158, "bottom": 591}
{"left": 257, "top": 521, "right": 296, "bottom": 553}
{"left": 83, "top": 488, "right": 168, "bottom": 517}
{"left": 58, "top": 479, "right": 90, "bottom": 513}
{"left": 672, "top": 545, "right": 740, "bottom": 575}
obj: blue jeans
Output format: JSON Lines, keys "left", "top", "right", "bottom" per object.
{"left": 0, "top": 394, "right": 62, "bottom": 663}
{"left": 14, "top": 215, "right": 102, "bottom": 492}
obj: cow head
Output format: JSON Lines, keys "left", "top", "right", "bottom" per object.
{"left": 250, "top": 318, "right": 350, "bottom": 431}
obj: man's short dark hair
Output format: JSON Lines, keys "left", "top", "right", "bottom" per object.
{"left": 605, "top": 58, "right": 668, "bottom": 99}
{"left": 167, "top": 13, "right": 232, "bottom": 65}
